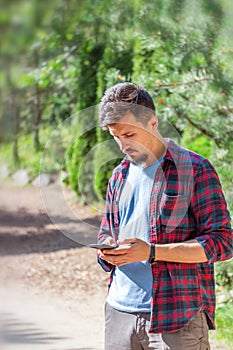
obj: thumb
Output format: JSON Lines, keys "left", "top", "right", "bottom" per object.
{"left": 103, "top": 236, "right": 116, "bottom": 245}
{"left": 118, "top": 237, "right": 138, "bottom": 245}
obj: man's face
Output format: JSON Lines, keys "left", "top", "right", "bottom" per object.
{"left": 108, "top": 112, "right": 158, "bottom": 165}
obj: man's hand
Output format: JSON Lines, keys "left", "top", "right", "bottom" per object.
{"left": 98, "top": 238, "right": 150, "bottom": 266}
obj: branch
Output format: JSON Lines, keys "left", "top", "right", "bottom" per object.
{"left": 182, "top": 114, "right": 222, "bottom": 147}
{"left": 217, "top": 106, "right": 233, "bottom": 114}
{"left": 155, "top": 77, "right": 212, "bottom": 88}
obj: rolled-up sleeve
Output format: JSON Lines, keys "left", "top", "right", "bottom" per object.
{"left": 191, "top": 159, "right": 233, "bottom": 263}
{"left": 97, "top": 179, "right": 114, "bottom": 272}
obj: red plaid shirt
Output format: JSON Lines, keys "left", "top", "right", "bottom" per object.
{"left": 98, "top": 139, "right": 233, "bottom": 333}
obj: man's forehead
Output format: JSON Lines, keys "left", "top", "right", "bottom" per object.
{"left": 108, "top": 121, "right": 141, "bottom": 134}
{"left": 108, "top": 112, "right": 143, "bottom": 128}
{"left": 108, "top": 120, "right": 144, "bottom": 130}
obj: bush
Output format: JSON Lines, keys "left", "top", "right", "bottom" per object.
{"left": 215, "top": 302, "right": 233, "bottom": 346}
{"left": 215, "top": 259, "right": 233, "bottom": 294}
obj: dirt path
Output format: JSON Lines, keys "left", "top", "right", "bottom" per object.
{"left": 0, "top": 283, "right": 106, "bottom": 350}
{"left": 0, "top": 180, "right": 108, "bottom": 349}
{"left": 0, "top": 180, "right": 230, "bottom": 349}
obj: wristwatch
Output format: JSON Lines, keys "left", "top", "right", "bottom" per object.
{"left": 149, "top": 243, "right": 155, "bottom": 263}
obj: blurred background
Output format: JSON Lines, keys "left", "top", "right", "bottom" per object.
{"left": 0, "top": 0, "right": 232, "bottom": 348}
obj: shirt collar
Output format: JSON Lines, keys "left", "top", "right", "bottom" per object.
{"left": 163, "top": 138, "right": 181, "bottom": 164}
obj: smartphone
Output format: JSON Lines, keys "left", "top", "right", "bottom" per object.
{"left": 88, "top": 243, "right": 118, "bottom": 250}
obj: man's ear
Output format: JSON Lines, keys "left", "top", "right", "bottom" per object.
{"left": 148, "top": 116, "right": 158, "bottom": 131}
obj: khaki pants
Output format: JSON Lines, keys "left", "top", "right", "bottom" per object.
{"left": 105, "top": 303, "right": 210, "bottom": 350}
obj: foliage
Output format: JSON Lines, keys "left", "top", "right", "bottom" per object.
{"left": 215, "top": 302, "right": 233, "bottom": 346}
{"left": 65, "top": 39, "right": 102, "bottom": 200}
{"left": 0, "top": 0, "right": 233, "bottom": 207}
{"left": 66, "top": 128, "right": 97, "bottom": 202}
{"left": 182, "top": 126, "right": 213, "bottom": 159}
{"left": 215, "top": 259, "right": 233, "bottom": 294}
{"left": 0, "top": 129, "right": 58, "bottom": 179}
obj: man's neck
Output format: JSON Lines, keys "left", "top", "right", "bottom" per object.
{"left": 143, "top": 137, "right": 167, "bottom": 167}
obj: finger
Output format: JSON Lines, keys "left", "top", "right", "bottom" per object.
{"left": 118, "top": 238, "right": 139, "bottom": 245}
{"left": 102, "top": 248, "right": 127, "bottom": 256}
{"left": 98, "top": 252, "right": 105, "bottom": 259}
{"left": 109, "top": 257, "right": 128, "bottom": 266}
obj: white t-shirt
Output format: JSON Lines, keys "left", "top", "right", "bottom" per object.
{"left": 107, "top": 159, "right": 162, "bottom": 312}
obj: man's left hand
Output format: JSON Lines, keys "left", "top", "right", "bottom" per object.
{"left": 98, "top": 238, "right": 151, "bottom": 266}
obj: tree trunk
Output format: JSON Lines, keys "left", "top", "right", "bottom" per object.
{"left": 13, "top": 102, "right": 20, "bottom": 163}
{"left": 33, "top": 49, "right": 41, "bottom": 152}
{"left": 7, "top": 67, "right": 20, "bottom": 164}
{"left": 34, "top": 83, "right": 41, "bottom": 152}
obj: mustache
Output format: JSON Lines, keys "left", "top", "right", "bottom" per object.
{"left": 123, "top": 148, "right": 137, "bottom": 153}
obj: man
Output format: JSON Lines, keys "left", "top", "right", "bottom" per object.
{"left": 97, "top": 82, "right": 233, "bottom": 350}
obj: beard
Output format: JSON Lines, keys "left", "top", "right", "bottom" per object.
{"left": 126, "top": 151, "right": 149, "bottom": 165}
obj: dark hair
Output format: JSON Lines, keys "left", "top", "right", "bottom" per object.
{"left": 98, "top": 82, "right": 156, "bottom": 130}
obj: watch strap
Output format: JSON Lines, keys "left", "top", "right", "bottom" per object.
{"left": 149, "top": 243, "right": 155, "bottom": 263}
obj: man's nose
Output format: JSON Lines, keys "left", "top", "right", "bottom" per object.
{"left": 115, "top": 137, "right": 131, "bottom": 151}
